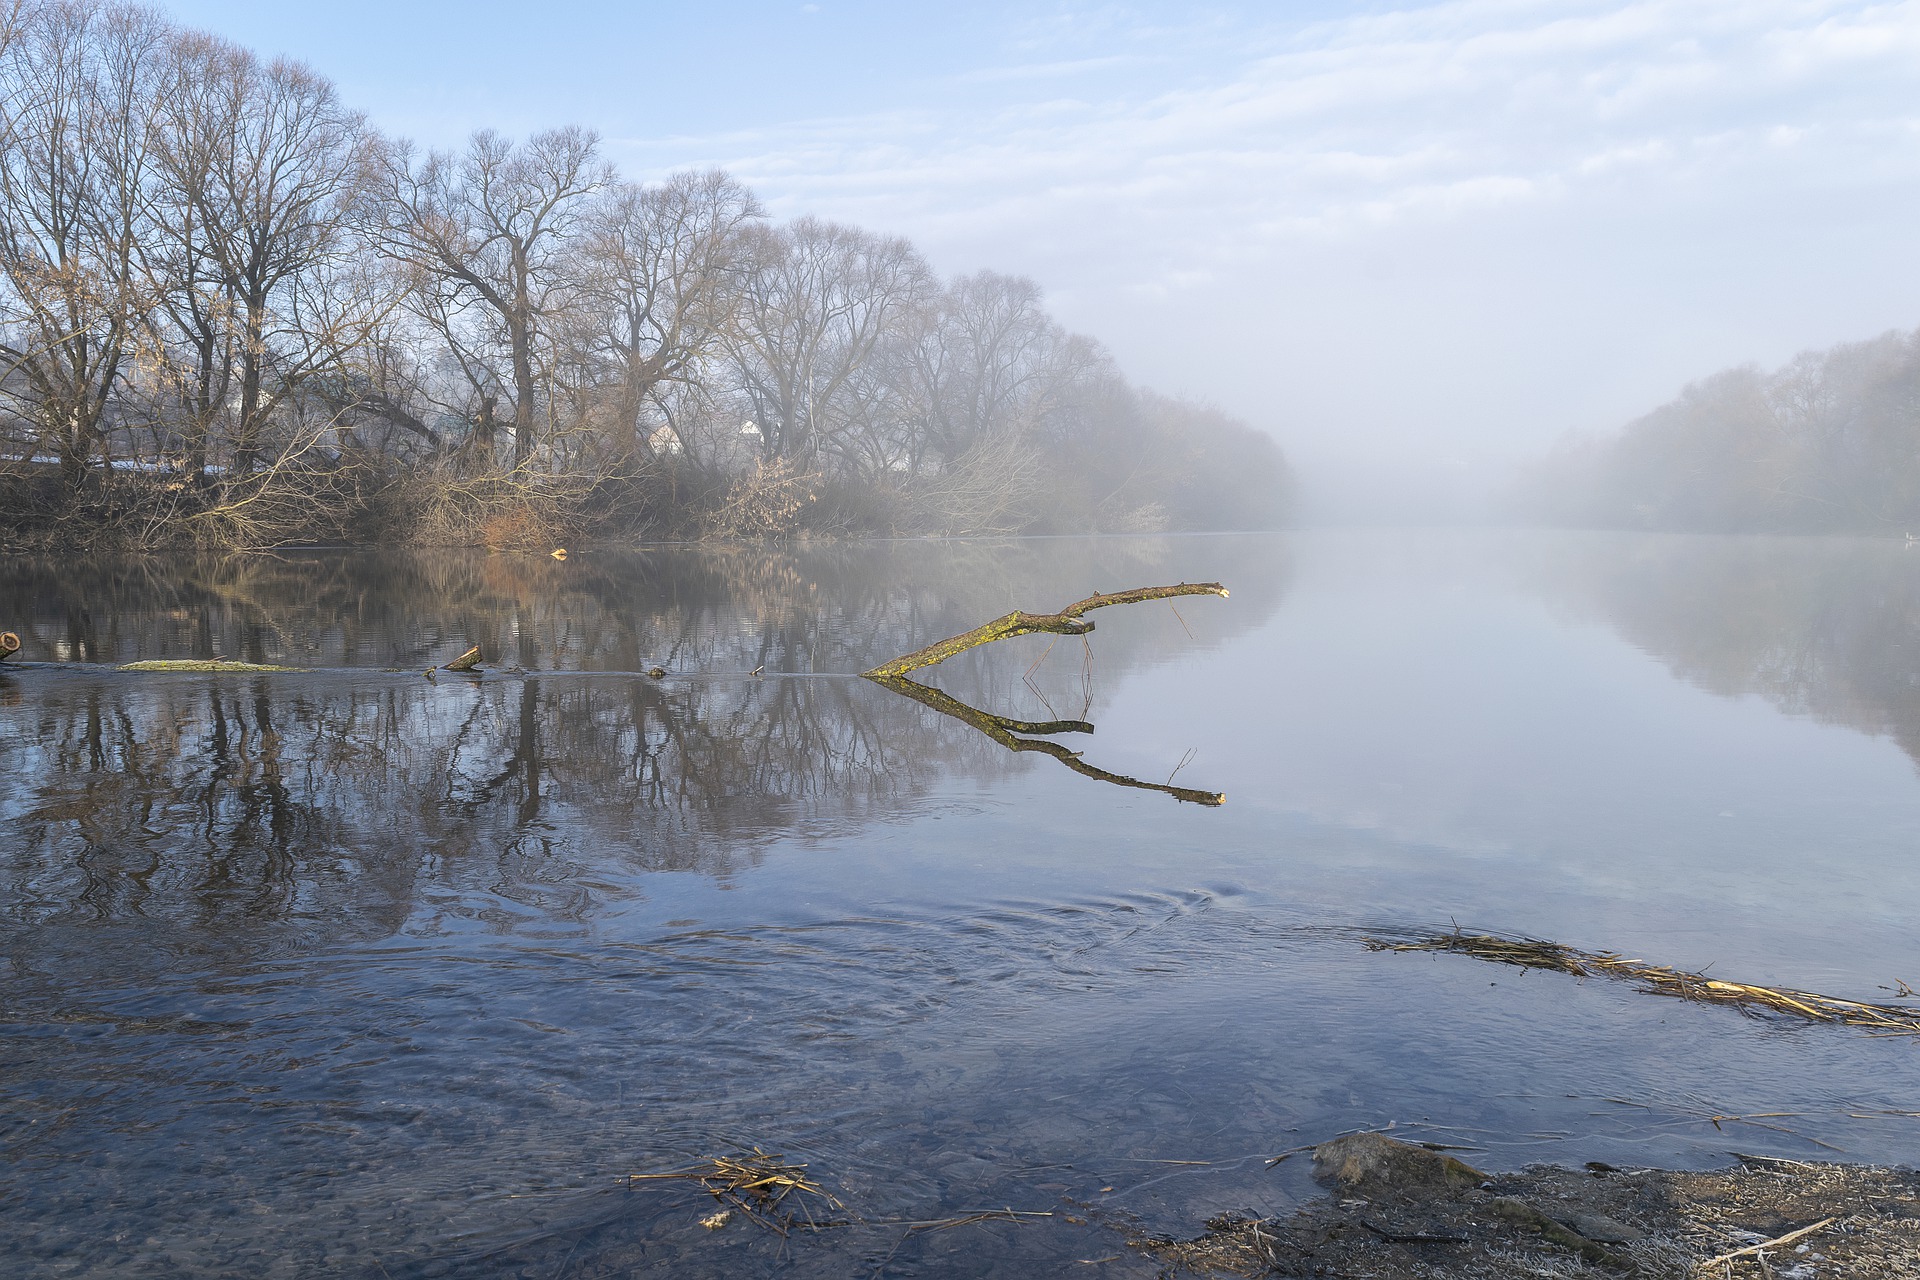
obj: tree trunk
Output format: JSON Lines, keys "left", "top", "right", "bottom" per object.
{"left": 234, "top": 290, "right": 268, "bottom": 477}
{"left": 510, "top": 239, "right": 535, "bottom": 466}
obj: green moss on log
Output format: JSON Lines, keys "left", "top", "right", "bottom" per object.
{"left": 117, "top": 660, "right": 305, "bottom": 673}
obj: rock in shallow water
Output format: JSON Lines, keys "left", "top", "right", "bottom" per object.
{"left": 1310, "top": 1131, "right": 1486, "bottom": 1198}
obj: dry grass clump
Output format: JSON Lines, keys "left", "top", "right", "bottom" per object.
{"left": 1369, "top": 932, "right": 1920, "bottom": 1034}
{"left": 626, "top": 1148, "right": 847, "bottom": 1236}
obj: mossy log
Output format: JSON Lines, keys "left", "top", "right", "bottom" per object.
{"left": 863, "top": 582, "right": 1227, "bottom": 679}
{"left": 441, "top": 645, "right": 483, "bottom": 673}
{"left": 0, "top": 631, "right": 18, "bottom": 662}
{"left": 117, "top": 659, "right": 304, "bottom": 672}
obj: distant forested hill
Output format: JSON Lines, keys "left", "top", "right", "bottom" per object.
{"left": 1523, "top": 328, "right": 1920, "bottom": 533}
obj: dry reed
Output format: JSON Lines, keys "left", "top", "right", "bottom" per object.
{"left": 626, "top": 1148, "right": 846, "bottom": 1236}
{"left": 1370, "top": 932, "right": 1920, "bottom": 1034}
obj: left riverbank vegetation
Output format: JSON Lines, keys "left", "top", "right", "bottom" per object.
{"left": 0, "top": 0, "right": 1292, "bottom": 552}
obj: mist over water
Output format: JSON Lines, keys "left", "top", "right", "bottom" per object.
{"left": 6, "top": 532, "right": 1920, "bottom": 1276}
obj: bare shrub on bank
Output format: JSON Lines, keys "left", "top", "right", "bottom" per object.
{"left": 903, "top": 437, "right": 1047, "bottom": 536}
{"left": 705, "top": 457, "right": 815, "bottom": 540}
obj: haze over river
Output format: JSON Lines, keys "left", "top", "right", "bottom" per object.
{"left": 5, "top": 531, "right": 1920, "bottom": 1277}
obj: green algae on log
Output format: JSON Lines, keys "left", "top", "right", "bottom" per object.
{"left": 441, "top": 646, "right": 483, "bottom": 673}
{"left": 862, "top": 582, "right": 1228, "bottom": 679}
{"left": 117, "top": 659, "right": 306, "bottom": 673}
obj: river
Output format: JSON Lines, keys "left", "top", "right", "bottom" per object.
{"left": 4, "top": 531, "right": 1918, "bottom": 1276}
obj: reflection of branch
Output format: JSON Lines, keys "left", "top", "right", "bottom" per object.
{"left": 871, "top": 675, "right": 1224, "bottom": 806}
{"left": 863, "top": 582, "right": 1227, "bottom": 678}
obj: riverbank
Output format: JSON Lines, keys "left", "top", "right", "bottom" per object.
{"left": 1141, "top": 1134, "right": 1919, "bottom": 1278}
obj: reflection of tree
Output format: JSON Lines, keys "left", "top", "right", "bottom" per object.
{"left": 873, "top": 675, "right": 1224, "bottom": 805}
{"left": 0, "top": 537, "right": 1288, "bottom": 963}
{"left": 0, "top": 539, "right": 1268, "bottom": 679}
{"left": 1546, "top": 534, "right": 1920, "bottom": 765}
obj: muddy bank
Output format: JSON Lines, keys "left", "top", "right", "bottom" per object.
{"left": 1136, "top": 1134, "right": 1920, "bottom": 1278}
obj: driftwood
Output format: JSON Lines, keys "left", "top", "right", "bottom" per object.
{"left": 441, "top": 645, "right": 483, "bottom": 673}
{"left": 858, "top": 581, "right": 1231, "bottom": 804}
{"left": 1371, "top": 931, "right": 1920, "bottom": 1034}
{"left": 118, "top": 659, "right": 302, "bottom": 672}
{"left": 0, "top": 631, "right": 17, "bottom": 662}
{"left": 875, "top": 675, "right": 1224, "bottom": 805}
{"left": 863, "top": 583, "right": 1227, "bottom": 679}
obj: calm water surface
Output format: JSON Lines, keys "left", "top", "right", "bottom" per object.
{"left": 4, "top": 531, "right": 1920, "bottom": 1277}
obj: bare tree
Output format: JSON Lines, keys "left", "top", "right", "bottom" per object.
{"left": 152, "top": 34, "right": 379, "bottom": 477}
{"left": 371, "top": 126, "right": 608, "bottom": 467}
{"left": 723, "top": 216, "right": 931, "bottom": 467}
{"left": 0, "top": 0, "right": 168, "bottom": 492}
{"left": 576, "top": 168, "right": 761, "bottom": 456}
{"left": 139, "top": 30, "right": 381, "bottom": 482}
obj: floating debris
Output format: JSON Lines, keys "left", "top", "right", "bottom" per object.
{"left": 1370, "top": 932, "right": 1920, "bottom": 1034}
{"left": 627, "top": 1149, "right": 846, "bottom": 1236}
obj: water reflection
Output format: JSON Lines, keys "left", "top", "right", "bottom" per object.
{"left": 0, "top": 539, "right": 1269, "bottom": 677}
{"left": 1543, "top": 534, "right": 1920, "bottom": 766}
{"left": 0, "top": 538, "right": 1281, "bottom": 956}
{"left": 0, "top": 537, "right": 1287, "bottom": 1278}
{"left": 873, "top": 674, "right": 1226, "bottom": 805}
{"left": 15, "top": 535, "right": 1920, "bottom": 1278}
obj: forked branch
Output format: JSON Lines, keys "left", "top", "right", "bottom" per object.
{"left": 863, "top": 582, "right": 1228, "bottom": 679}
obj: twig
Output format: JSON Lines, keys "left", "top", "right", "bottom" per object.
{"left": 1694, "top": 1217, "right": 1836, "bottom": 1271}
{"left": 1361, "top": 1219, "right": 1469, "bottom": 1245}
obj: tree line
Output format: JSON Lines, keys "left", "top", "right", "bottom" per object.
{"left": 1523, "top": 326, "right": 1920, "bottom": 533}
{"left": 0, "top": 0, "right": 1291, "bottom": 548}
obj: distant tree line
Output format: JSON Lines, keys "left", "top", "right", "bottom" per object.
{"left": 1523, "top": 327, "right": 1920, "bottom": 534}
{"left": 0, "top": 0, "right": 1291, "bottom": 548}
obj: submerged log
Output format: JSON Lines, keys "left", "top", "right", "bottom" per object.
{"left": 0, "top": 631, "right": 18, "bottom": 662}
{"left": 118, "top": 659, "right": 303, "bottom": 672}
{"left": 863, "top": 582, "right": 1227, "bottom": 679}
{"left": 873, "top": 674, "right": 1225, "bottom": 806}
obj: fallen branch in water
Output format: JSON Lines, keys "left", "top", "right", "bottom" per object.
{"left": 1370, "top": 932, "right": 1920, "bottom": 1034}
{"left": 863, "top": 582, "right": 1227, "bottom": 679}
{"left": 874, "top": 674, "right": 1224, "bottom": 805}
{"left": 118, "top": 659, "right": 304, "bottom": 673}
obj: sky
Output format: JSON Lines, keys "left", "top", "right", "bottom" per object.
{"left": 159, "top": 0, "right": 1920, "bottom": 519}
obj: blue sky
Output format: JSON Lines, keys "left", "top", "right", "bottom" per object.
{"left": 160, "top": 1, "right": 1920, "bottom": 515}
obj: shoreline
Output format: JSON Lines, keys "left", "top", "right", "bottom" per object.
{"left": 1141, "top": 1135, "right": 1919, "bottom": 1278}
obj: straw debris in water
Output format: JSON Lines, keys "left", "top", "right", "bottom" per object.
{"left": 1369, "top": 932, "right": 1920, "bottom": 1034}
{"left": 626, "top": 1148, "right": 847, "bottom": 1235}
